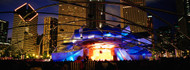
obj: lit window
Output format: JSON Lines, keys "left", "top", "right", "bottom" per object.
{"left": 148, "top": 15, "right": 152, "bottom": 18}
{"left": 188, "top": 21, "right": 190, "bottom": 23}
{"left": 101, "top": 12, "right": 103, "bottom": 15}
{"left": 74, "top": 7, "right": 77, "bottom": 9}
{"left": 123, "top": 6, "right": 132, "bottom": 8}
{"left": 99, "top": 23, "right": 102, "bottom": 28}
{"left": 188, "top": 12, "right": 190, "bottom": 16}
{"left": 140, "top": 4, "right": 143, "bottom": 6}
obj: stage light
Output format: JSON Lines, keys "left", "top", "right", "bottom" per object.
{"left": 92, "top": 43, "right": 115, "bottom": 49}
{"left": 89, "top": 43, "right": 115, "bottom": 61}
{"left": 88, "top": 35, "right": 95, "bottom": 39}
{"left": 91, "top": 49, "right": 113, "bottom": 61}
{"left": 104, "top": 33, "right": 113, "bottom": 37}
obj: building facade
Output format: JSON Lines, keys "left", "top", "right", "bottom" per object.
{"left": 147, "top": 15, "right": 155, "bottom": 48}
{"left": 0, "top": 20, "right": 8, "bottom": 43}
{"left": 57, "top": 0, "right": 87, "bottom": 52}
{"left": 86, "top": 0, "right": 105, "bottom": 29}
{"left": 176, "top": 0, "right": 190, "bottom": 57}
{"left": 11, "top": 3, "right": 38, "bottom": 55}
{"left": 43, "top": 17, "right": 58, "bottom": 55}
{"left": 120, "top": 0, "right": 147, "bottom": 33}
{"left": 176, "top": 0, "right": 190, "bottom": 36}
{"left": 58, "top": 0, "right": 107, "bottom": 52}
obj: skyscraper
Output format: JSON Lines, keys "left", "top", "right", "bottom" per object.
{"left": 43, "top": 17, "right": 58, "bottom": 55}
{"left": 11, "top": 3, "right": 38, "bottom": 55}
{"left": 120, "top": 0, "right": 147, "bottom": 33}
{"left": 176, "top": 0, "right": 190, "bottom": 57}
{"left": 176, "top": 0, "right": 190, "bottom": 36}
{"left": 86, "top": 0, "right": 105, "bottom": 29}
{"left": 57, "top": 0, "right": 87, "bottom": 52}
{"left": 0, "top": 19, "right": 8, "bottom": 43}
{"left": 147, "top": 15, "right": 155, "bottom": 48}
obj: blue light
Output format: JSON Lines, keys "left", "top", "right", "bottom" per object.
{"left": 116, "top": 52, "right": 124, "bottom": 61}
{"left": 69, "top": 57, "right": 74, "bottom": 61}
{"left": 138, "top": 38, "right": 152, "bottom": 44}
{"left": 120, "top": 49, "right": 132, "bottom": 60}
{"left": 52, "top": 49, "right": 83, "bottom": 61}
{"left": 115, "top": 48, "right": 132, "bottom": 61}
{"left": 142, "top": 53, "right": 146, "bottom": 56}
{"left": 104, "top": 33, "right": 114, "bottom": 37}
{"left": 121, "top": 32, "right": 128, "bottom": 36}
{"left": 66, "top": 45, "right": 73, "bottom": 50}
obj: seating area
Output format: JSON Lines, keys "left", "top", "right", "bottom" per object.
{"left": 0, "top": 58, "right": 190, "bottom": 70}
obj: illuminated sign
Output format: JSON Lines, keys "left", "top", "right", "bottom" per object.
{"left": 14, "top": 3, "right": 38, "bottom": 22}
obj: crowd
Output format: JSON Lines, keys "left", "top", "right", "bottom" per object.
{"left": 0, "top": 57, "right": 190, "bottom": 70}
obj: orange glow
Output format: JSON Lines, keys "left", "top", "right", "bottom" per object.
{"left": 14, "top": 3, "right": 27, "bottom": 12}
{"left": 28, "top": 4, "right": 38, "bottom": 21}
{"left": 15, "top": 3, "right": 38, "bottom": 22}
{"left": 18, "top": 15, "right": 25, "bottom": 22}
{"left": 89, "top": 43, "right": 115, "bottom": 61}
{"left": 92, "top": 43, "right": 115, "bottom": 48}
{"left": 15, "top": 3, "right": 27, "bottom": 22}
{"left": 91, "top": 49, "right": 113, "bottom": 61}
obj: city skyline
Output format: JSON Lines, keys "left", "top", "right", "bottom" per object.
{"left": 1, "top": 0, "right": 190, "bottom": 66}
{"left": 0, "top": 0, "right": 176, "bottom": 38}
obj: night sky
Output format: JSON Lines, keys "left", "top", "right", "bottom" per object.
{"left": 0, "top": 0, "right": 177, "bottom": 38}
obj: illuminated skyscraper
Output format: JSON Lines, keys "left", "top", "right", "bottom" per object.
{"left": 43, "top": 17, "right": 58, "bottom": 55}
{"left": 11, "top": 3, "right": 38, "bottom": 55}
{"left": 57, "top": 0, "right": 106, "bottom": 52}
{"left": 120, "top": 0, "right": 147, "bottom": 33}
{"left": 57, "top": 0, "right": 87, "bottom": 52}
